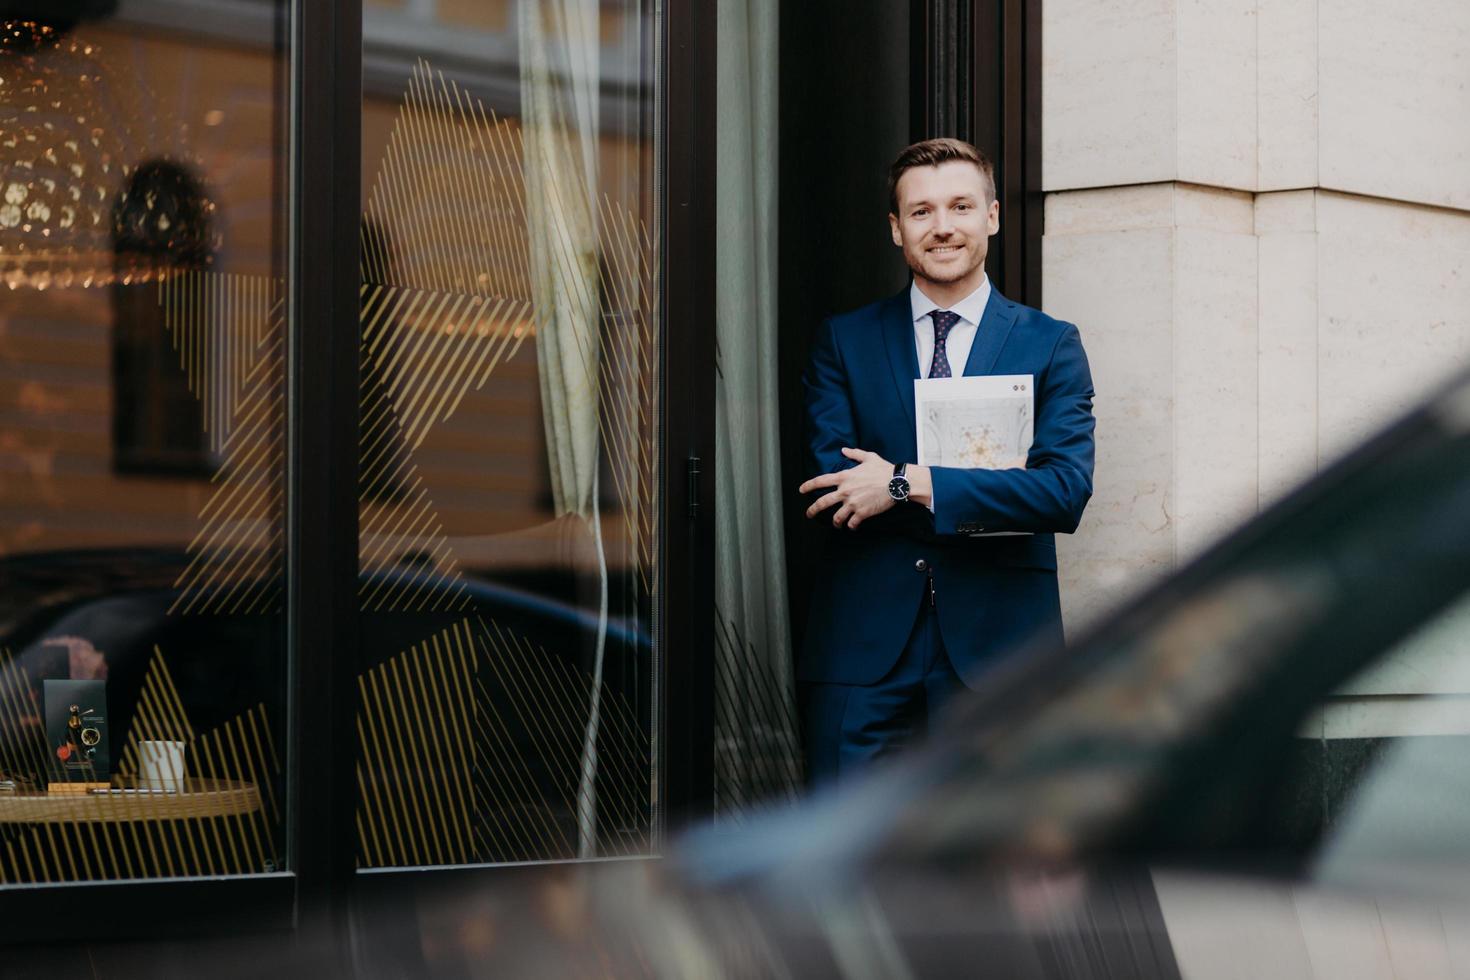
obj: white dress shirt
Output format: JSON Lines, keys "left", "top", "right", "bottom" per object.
{"left": 910, "top": 276, "right": 991, "bottom": 379}
{"left": 909, "top": 276, "right": 992, "bottom": 511}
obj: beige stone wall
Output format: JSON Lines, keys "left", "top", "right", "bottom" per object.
{"left": 1041, "top": 0, "right": 1470, "bottom": 632}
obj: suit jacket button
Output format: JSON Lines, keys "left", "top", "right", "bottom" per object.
{"left": 914, "top": 559, "right": 928, "bottom": 572}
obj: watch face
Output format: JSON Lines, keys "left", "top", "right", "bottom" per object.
{"left": 888, "top": 477, "right": 910, "bottom": 501}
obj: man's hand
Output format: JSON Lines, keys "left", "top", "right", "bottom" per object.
{"left": 800, "top": 448, "right": 898, "bottom": 529}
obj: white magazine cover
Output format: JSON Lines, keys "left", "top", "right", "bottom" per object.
{"left": 914, "top": 374, "right": 1033, "bottom": 470}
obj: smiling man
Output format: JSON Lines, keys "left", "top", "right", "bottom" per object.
{"left": 797, "top": 138, "right": 1096, "bottom": 784}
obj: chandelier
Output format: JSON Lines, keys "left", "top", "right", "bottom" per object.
{"left": 0, "top": 19, "right": 217, "bottom": 290}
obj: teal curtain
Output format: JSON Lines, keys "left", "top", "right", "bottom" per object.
{"left": 715, "top": 0, "right": 802, "bottom": 812}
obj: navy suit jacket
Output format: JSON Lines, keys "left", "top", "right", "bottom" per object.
{"left": 801, "top": 285, "right": 1095, "bottom": 687}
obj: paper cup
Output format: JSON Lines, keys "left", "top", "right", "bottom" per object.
{"left": 137, "top": 739, "right": 186, "bottom": 791}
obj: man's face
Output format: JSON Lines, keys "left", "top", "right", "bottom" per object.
{"left": 889, "top": 161, "right": 999, "bottom": 290}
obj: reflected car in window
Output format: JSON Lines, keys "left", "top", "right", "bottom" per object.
{"left": 0, "top": 550, "right": 651, "bottom": 871}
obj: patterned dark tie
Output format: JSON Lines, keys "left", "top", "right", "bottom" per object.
{"left": 929, "top": 310, "right": 960, "bottom": 379}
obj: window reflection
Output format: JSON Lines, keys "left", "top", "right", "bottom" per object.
{"left": 0, "top": 7, "right": 288, "bottom": 882}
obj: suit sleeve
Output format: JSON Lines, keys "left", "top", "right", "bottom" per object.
{"left": 803, "top": 317, "right": 861, "bottom": 478}
{"left": 930, "top": 322, "right": 1096, "bottom": 535}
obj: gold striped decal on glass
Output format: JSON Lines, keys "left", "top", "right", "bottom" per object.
{"left": 361, "top": 288, "right": 532, "bottom": 451}
{"left": 355, "top": 58, "right": 660, "bottom": 616}
{"left": 356, "top": 620, "right": 480, "bottom": 867}
{"left": 158, "top": 271, "right": 281, "bottom": 455}
{"left": 0, "top": 649, "right": 283, "bottom": 882}
{"left": 356, "top": 285, "right": 532, "bottom": 613}
{"left": 356, "top": 617, "right": 652, "bottom": 866}
{"left": 473, "top": 617, "right": 650, "bottom": 859}
{"left": 349, "top": 57, "right": 660, "bottom": 863}
{"left": 364, "top": 60, "right": 532, "bottom": 301}
{"left": 356, "top": 59, "right": 544, "bottom": 614}
{"left": 161, "top": 271, "right": 287, "bottom": 616}
{"left": 595, "top": 195, "right": 659, "bottom": 596}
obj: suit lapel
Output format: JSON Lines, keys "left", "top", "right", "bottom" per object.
{"left": 881, "top": 287, "right": 920, "bottom": 431}
{"left": 962, "top": 288, "right": 1018, "bottom": 377}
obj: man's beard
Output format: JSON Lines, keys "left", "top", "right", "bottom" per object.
{"left": 909, "top": 242, "right": 982, "bottom": 284}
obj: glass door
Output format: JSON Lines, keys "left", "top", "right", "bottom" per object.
{"left": 354, "top": 0, "right": 661, "bottom": 867}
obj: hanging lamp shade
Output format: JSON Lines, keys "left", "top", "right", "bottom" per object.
{"left": 112, "top": 159, "right": 216, "bottom": 274}
{"left": 0, "top": 16, "right": 215, "bottom": 290}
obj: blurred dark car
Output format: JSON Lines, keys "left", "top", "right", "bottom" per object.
{"left": 346, "top": 373, "right": 1470, "bottom": 979}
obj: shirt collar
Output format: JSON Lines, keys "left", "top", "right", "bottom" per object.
{"left": 910, "top": 275, "right": 991, "bottom": 327}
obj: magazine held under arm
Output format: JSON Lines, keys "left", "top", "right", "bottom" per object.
{"left": 915, "top": 374, "right": 1034, "bottom": 537}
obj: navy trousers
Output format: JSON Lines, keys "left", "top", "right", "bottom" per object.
{"left": 801, "top": 598, "right": 967, "bottom": 786}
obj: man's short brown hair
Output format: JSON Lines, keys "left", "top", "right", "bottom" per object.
{"left": 888, "top": 138, "right": 996, "bottom": 215}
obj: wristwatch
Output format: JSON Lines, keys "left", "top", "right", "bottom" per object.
{"left": 888, "top": 462, "right": 911, "bottom": 502}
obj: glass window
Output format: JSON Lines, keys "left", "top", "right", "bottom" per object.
{"left": 0, "top": 6, "right": 289, "bottom": 881}
{"left": 355, "top": 0, "right": 660, "bottom": 866}
{"left": 1303, "top": 593, "right": 1470, "bottom": 893}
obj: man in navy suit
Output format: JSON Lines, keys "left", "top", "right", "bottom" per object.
{"left": 797, "top": 139, "right": 1095, "bottom": 784}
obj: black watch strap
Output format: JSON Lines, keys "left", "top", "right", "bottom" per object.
{"left": 888, "top": 462, "right": 911, "bottom": 502}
